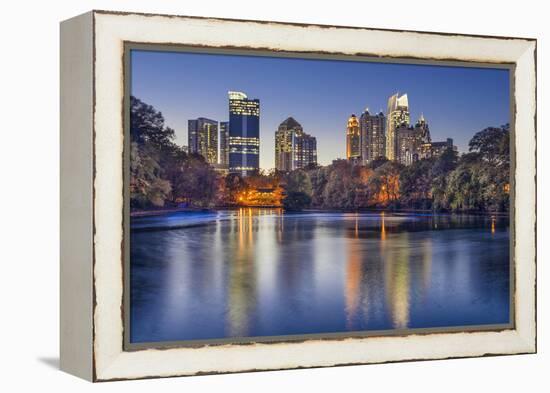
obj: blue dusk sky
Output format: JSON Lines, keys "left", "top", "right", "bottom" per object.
{"left": 131, "top": 49, "right": 510, "bottom": 170}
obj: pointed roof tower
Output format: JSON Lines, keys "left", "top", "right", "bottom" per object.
{"left": 279, "top": 116, "right": 302, "bottom": 130}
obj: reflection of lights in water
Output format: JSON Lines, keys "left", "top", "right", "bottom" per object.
{"left": 248, "top": 208, "right": 253, "bottom": 242}
{"left": 385, "top": 233, "right": 410, "bottom": 329}
{"left": 132, "top": 210, "right": 511, "bottom": 342}
{"left": 380, "top": 212, "right": 386, "bottom": 241}
{"left": 345, "top": 239, "right": 362, "bottom": 328}
{"left": 421, "top": 238, "right": 433, "bottom": 295}
{"left": 277, "top": 213, "right": 283, "bottom": 243}
{"left": 392, "top": 271, "right": 409, "bottom": 328}
{"left": 226, "top": 206, "right": 256, "bottom": 337}
{"left": 491, "top": 216, "right": 496, "bottom": 234}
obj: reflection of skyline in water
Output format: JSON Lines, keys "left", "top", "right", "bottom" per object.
{"left": 130, "top": 209, "right": 510, "bottom": 343}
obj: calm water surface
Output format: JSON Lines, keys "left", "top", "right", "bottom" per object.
{"left": 130, "top": 209, "right": 510, "bottom": 343}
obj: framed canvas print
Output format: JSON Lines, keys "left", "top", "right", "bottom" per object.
{"left": 60, "top": 10, "right": 537, "bottom": 381}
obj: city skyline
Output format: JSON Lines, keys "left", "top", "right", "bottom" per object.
{"left": 131, "top": 49, "right": 510, "bottom": 170}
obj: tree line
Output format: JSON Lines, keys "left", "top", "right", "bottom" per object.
{"left": 130, "top": 96, "right": 510, "bottom": 213}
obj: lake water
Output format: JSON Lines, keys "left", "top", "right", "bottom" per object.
{"left": 130, "top": 209, "right": 510, "bottom": 344}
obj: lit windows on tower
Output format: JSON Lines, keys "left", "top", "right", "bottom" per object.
{"left": 346, "top": 114, "right": 361, "bottom": 162}
{"left": 228, "top": 91, "right": 260, "bottom": 177}
{"left": 187, "top": 117, "right": 218, "bottom": 164}
{"left": 360, "top": 108, "right": 386, "bottom": 164}
{"left": 275, "top": 117, "right": 317, "bottom": 171}
{"left": 219, "top": 121, "right": 230, "bottom": 167}
{"left": 386, "top": 93, "right": 410, "bottom": 161}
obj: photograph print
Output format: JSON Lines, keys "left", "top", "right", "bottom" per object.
{"left": 126, "top": 46, "right": 512, "bottom": 347}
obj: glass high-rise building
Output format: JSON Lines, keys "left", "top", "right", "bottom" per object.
{"left": 187, "top": 117, "right": 218, "bottom": 164}
{"left": 386, "top": 93, "right": 410, "bottom": 161}
{"left": 397, "top": 115, "right": 436, "bottom": 165}
{"left": 359, "top": 109, "right": 386, "bottom": 164}
{"left": 396, "top": 124, "right": 418, "bottom": 165}
{"left": 275, "top": 117, "right": 317, "bottom": 171}
{"left": 346, "top": 114, "right": 361, "bottom": 162}
{"left": 228, "top": 91, "right": 260, "bottom": 177}
{"left": 298, "top": 132, "right": 317, "bottom": 169}
{"left": 219, "top": 121, "right": 229, "bottom": 167}
{"left": 414, "top": 114, "right": 431, "bottom": 144}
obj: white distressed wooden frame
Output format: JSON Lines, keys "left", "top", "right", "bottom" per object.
{"left": 60, "top": 10, "right": 536, "bottom": 382}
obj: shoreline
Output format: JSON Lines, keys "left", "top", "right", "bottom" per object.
{"left": 130, "top": 206, "right": 510, "bottom": 218}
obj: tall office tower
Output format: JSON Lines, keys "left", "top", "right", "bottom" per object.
{"left": 397, "top": 115, "right": 434, "bottom": 165}
{"left": 359, "top": 109, "right": 386, "bottom": 164}
{"left": 228, "top": 91, "right": 260, "bottom": 177}
{"left": 298, "top": 132, "right": 317, "bottom": 169}
{"left": 396, "top": 124, "right": 419, "bottom": 165}
{"left": 386, "top": 93, "right": 410, "bottom": 161}
{"left": 275, "top": 117, "right": 317, "bottom": 171}
{"left": 414, "top": 114, "right": 431, "bottom": 145}
{"left": 219, "top": 121, "right": 230, "bottom": 167}
{"left": 346, "top": 114, "right": 361, "bottom": 162}
{"left": 187, "top": 117, "right": 218, "bottom": 164}
{"left": 275, "top": 117, "right": 295, "bottom": 171}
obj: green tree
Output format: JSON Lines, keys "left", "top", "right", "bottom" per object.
{"left": 285, "top": 169, "right": 313, "bottom": 196}
{"left": 399, "top": 159, "right": 434, "bottom": 209}
{"left": 307, "top": 167, "right": 329, "bottom": 207}
{"left": 283, "top": 191, "right": 312, "bottom": 211}
{"left": 171, "top": 153, "right": 219, "bottom": 208}
{"left": 129, "top": 141, "right": 171, "bottom": 208}
{"left": 322, "top": 160, "right": 356, "bottom": 209}
{"left": 130, "top": 96, "right": 175, "bottom": 147}
{"left": 444, "top": 124, "right": 510, "bottom": 212}
{"left": 445, "top": 164, "right": 482, "bottom": 211}
{"left": 129, "top": 96, "right": 178, "bottom": 208}
{"left": 469, "top": 124, "right": 510, "bottom": 166}
{"left": 431, "top": 148, "right": 458, "bottom": 210}
{"left": 129, "top": 96, "right": 221, "bottom": 209}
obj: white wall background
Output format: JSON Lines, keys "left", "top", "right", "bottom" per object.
{"left": 0, "top": 0, "right": 546, "bottom": 391}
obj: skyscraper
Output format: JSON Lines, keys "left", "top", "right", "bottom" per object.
{"left": 228, "top": 91, "right": 260, "bottom": 177}
{"left": 298, "top": 132, "right": 317, "bottom": 169}
{"left": 396, "top": 124, "right": 418, "bottom": 165}
{"left": 187, "top": 117, "right": 218, "bottom": 164}
{"left": 413, "top": 115, "right": 456, "bottom": 160}
{"left": 275, "top": 117, "right": 317, "bottom": 171}
{"left": 275, "top": 118, "right": 296, "bottom": 171}
{"left": 414, "top": 114, "right": 431, "bottom": 145}
{"left": 219, "top": 121, "right": 229, "bottom": 167}
{"left": 397, "top": 115, "right": 435, "bottom": 165}
{"left": 359, "top": 109, "right": 386, "bottom": 164}
{"left": 346, "top": 114, "right": 361, "bottom": 162}
{"left": 386, "top": 93, "right": 410, "bottom": 161}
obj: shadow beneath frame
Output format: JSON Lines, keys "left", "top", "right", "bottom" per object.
{"left": 37, "top": 357, "right": 59, "bottom": 370}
